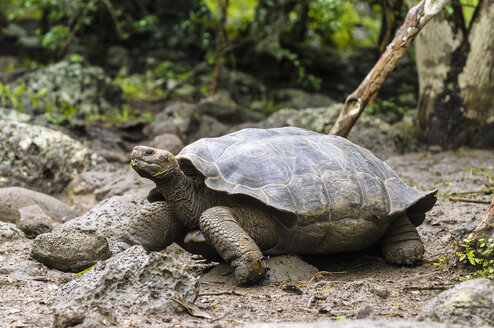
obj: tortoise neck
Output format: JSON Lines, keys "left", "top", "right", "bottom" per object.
{"left": 156, "top": 167, "right": 215, "bottom": 229}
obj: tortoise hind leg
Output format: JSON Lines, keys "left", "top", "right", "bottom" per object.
{"left": 199, "top": 206, "right": 277, "bottom": 285}
{"left": 381, "top": 216, "right": 424, "bottom": 266}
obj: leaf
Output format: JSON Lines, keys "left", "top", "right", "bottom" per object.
{"left": 12, "top": 81, "right": 25, "bottom": 96}
{"left": 37, "top": 87, "right": 49, "bottom": 98}
{"left": 170, "top": 297, "right": 212, "bottom": 319}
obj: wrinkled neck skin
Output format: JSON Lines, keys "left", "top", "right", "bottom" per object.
{"left": 155, "top": 166, "right": 216, "bottom": 229}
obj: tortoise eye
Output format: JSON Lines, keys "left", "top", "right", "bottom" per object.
{"left": 145, "top": 149, "right": 154, "bottom": 156}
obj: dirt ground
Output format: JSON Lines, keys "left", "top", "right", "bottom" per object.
{"left": 1, "top": 148, "right": 493, "bottom": 328}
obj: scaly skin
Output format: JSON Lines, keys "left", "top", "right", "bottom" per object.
{"left": 131, "top": 146, "right": 277, "bottom": 284}
{"left": 381, "top": 216, "right": 424, "bottom": 266}
{"left": 120, "top": 200, "right": 186, "bottom": 252}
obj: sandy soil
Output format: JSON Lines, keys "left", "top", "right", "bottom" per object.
{"left": 1, "top": 148, "right": 493, "bottom": 327}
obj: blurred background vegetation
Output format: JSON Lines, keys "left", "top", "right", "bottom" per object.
{"left": 1, "top": 0, "right": 491, "bottom": 151}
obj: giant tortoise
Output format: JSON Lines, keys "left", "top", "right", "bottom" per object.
{"left": 130, "top": 127, "right": 437, "bottom": 284}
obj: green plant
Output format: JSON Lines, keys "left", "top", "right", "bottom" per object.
{"left": 456, "top": 234, "right": 494, "bottom": 280}
{"left": 86, "top": 105, "right": 153, "bottom": 124}
{"left": 433, "top": 255, "right": 449, "bottom": 270}
{"left": 0, "top": 81, "right": 81, "bottom": 123}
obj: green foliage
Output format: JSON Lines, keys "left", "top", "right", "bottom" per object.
{"left": 204, "top": 0, "right": 258, "bottom": 32}
{"left": 86, "top": 105, "right": 153, "bottom": 124}
{"left": 308, "top": 0, "right": 379, "bottom": 48}
{"left": 433, "top": 255, "right": 449, "bottom": 270}
{"left": 0, "top": 80, "right": 77, "bottom": 122}
{"left": 41, "top": 25, "right": 70, "bottom": 50}
{"left": 457, "top": 234, "right": 494, "bottom": 280}
{"left": 114, "top": 73, "right": 165, "bottom": 101}
{"left": 366, "top": 99, "right": 406, "bottom": 116}
{"left": 461, "top": 0, "right": 479, "bottom": 29}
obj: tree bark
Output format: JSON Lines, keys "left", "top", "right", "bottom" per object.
{"left": 416, "top": 0, "right": 494, "bottom": 149}
{"left": 330, "top": 0, "right": 448, "bottom": 138}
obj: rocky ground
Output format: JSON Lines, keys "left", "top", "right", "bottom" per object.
{"left": 0, "top": 62, "right": 493, "bottom": 328}
{"left": 1, "top": 144, "right": 493, "bottom": 327}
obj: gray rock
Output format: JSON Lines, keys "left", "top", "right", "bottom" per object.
{"left": 147, "top": 133, "right": 184, "bottom": 155}
{"left": 418, "top": 278, "right": 494, "bottom": 326}
{"left": 34, "top": 195, "right": 155, "bottom": 255}
{"left": 17, "top": 61, "right": 123, "bottom": 119}
{"left": 145, "top": 120, "right": 180, "bottom": 138}
{"left": 16, "top": 204, "right": 53, "bottom": 238}
{"left": 322, "top": 280, "right": 391, "bottom": 308}
{"left": 0, "top": 187, "right": 76, "bottom": 223}
{"left": 272, "top": 88, "right": 335, "bottom": 110}
{"left": 189, "top": 114, "right": 229, "bottom": 142}
{"left": 147, "top": 99, "right": 238, "bottom": 143}
{"left": 0, "top": 222, "right": 25, "bottom": 242}
{"left": 51, "top": 246, "right": 199, "bottom": 327}
{"left": 31, "top": 230, "right": 111, "bottom": 272}
{"left": 244, "top": 320, "right": 464, "bottom": 328}
{"left": 0, "top": 107, "right": 32, "bottom": 122}
{"left": 200, "top": 255, "right": 318, "bottom": 286}
{"left": 196, "top": 93, "right": 246, "bottom": 123}
{"left": 149, "top": 101, "right": 197, "bottom": 140}
{"left": 219, "top": 70, "right": 266, "bottom": 107}
{"left": 67, "top": 169, "right": 153, "bottom": 200}
{"left": 0, "top": 121, "right": 92, "bottom": 194}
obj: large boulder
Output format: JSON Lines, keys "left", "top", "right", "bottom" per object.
{"left": 30, "top": 195, "right": 166, "bottom": 273}
{"left": 17, "top": 61, "right": 123, "bottom": 119}
{"left": 0, "top": 121, "right": 93, "bottom": 194}
{"left": 67, "top": 168, "right": 153, "bottom": 200}
{"left": 0, "top": 187, "right": 76, "bottom": 223}
{"left": 51, "top": 245, "right": 199, "bottom": 327}
{"left": 418, "top": 278, "right": 494, "bottom": 326}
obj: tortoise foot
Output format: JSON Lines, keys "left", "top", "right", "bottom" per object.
{"left": 382, "top": 239, "right": 424, "bottom": 266}
{"left": 231, "top": 251, "right": 266, "bottom": 285}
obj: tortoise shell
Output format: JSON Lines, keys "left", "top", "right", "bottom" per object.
{"left": 177, "top": 127, "right": 435, "bottom": 225}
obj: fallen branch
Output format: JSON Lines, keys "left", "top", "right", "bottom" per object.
{"left": 403, "top": 285, "right": 453, "bottom": 291}
{"left": 330, "top": 0, "right": 449, "bottom": 137}
{"left": 199, "top": 290, "right": 246, "bottom": 297}
{"left": 450, "top": 197, "right": 492, "bottom": 204}
{"left": 472, "top": 196, "right": 494, "bottom": 237}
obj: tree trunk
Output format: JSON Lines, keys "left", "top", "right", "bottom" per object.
{"left": 416, "top": 0, "right": 494, "bottom": 149}
{"left": 329, "top": 0, "right": 447, "bottom": 138}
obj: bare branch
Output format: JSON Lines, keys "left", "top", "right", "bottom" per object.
{"left": 329, "top": 0, "right": 449, "bottom": 138}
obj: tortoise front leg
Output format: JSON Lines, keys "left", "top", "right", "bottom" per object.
{"left": 120, "top": 201, "right": 186, "bottom": 252}
{"left": 199, "top": 206, "right": 267, "bottom": 285}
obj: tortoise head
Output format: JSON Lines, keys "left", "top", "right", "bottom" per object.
{"left": 131, "top": 146, "right": 179, "bottom": 180}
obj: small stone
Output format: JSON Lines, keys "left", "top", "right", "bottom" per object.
{"left": 16, "top": 204, "right": 53, "bottom": 238}
{"left": 31, "top": 230, "right": 111, "bottom": 272}
{"left": 0, "top": 222, "right": 25, "bottom": 242}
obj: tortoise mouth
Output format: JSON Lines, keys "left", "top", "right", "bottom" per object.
{"left": 131, "top": 158, "right": 165, "bottom": 177}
